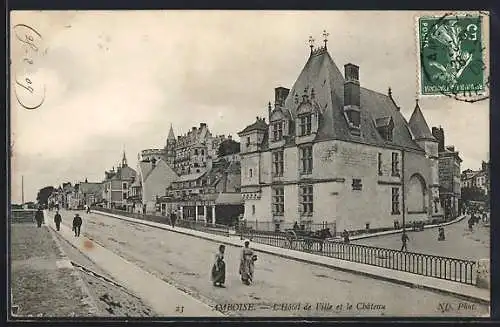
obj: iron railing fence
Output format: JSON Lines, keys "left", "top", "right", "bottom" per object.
{"left": 11, "top": 209, "right": 37, "bottom": 224}
{"left": 93, "top": 207, "right": 230, "bottom": 237}
{"left": 241, "top": 230, "right": 476, "bottom": 285}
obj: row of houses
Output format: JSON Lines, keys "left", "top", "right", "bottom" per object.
{"left": 49, "top": 37, "right": 486, "bottom": 232}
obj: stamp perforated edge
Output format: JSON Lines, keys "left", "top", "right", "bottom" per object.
{"left": 414, "top": 11, "right": 490, "bottom": 99}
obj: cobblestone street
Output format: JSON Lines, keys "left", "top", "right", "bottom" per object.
{"left": 56, "top": 210, "right": 488, "bottom": 317}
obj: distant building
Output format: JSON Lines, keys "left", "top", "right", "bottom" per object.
{"left": 159, "top": 158, "right": 243, "bottom": 225}
{"left": 79, "top": 181, "right": 103, "bottom": 206}
{"left": 432, "top": 126, "right": 462, "bottom": 219}
{"left": 238, "top": 40, "right": 442, "bottom": 232}
{"left": 131, "top": 157, "right": 179, "bottom": 214}
{"left": 461, "top": 161, "right": 490, "bottom": 196}
{"left": 102, "top": 151, "right": 136, "bottom": 210}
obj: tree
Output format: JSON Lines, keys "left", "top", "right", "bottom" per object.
{"left": 217, "top": 139, "right": 240, "bottom": 158}
{"left": 36, "top": 186, "right": 55, "bottom": 205}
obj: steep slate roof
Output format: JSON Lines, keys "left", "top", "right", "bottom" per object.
{"left": 79, "top": 182, "right": 102, "bottom": 194}
{"left": 408, "top": 101, "right": 437, "bottom": 141}
{"left": 112, "top": 165, "right": 136, "bottom": 180}
{"left": 274, "top": 48, "right": 424, "bottom": 152}
{"left": 167, "top": 124, "right": 175, "bottom": 141}
{"left": 239, "top": 118, "right": 268, "bottom": 134}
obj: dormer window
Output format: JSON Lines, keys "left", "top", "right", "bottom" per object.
{"left": 375, "top": 116, "right": 394, "bottom": 142}
{"left": 272, "top": 121, "right": 284, "bottom": 141}
{"left": 298, "top": 114, "right": 312, "bottom": 136}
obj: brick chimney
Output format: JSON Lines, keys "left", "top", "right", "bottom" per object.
{"left": 275, "top": 87, "right": 290, "bottom": 107}
{"left": 432, "top": 126, "right": 445, "bottom": 152}
{"left": 343, "top": 63, "right": 361, "bottom": 131}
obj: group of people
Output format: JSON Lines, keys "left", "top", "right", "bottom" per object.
{"left": 210, "top": 239, "right": 257, "bottom": 288}
{"left": 33, "top": 207, "right": 83, "bottom": 237}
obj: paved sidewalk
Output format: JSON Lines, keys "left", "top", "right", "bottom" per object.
{"left": 45, "top": 212, "right": 224, "bottom": 317}
{"left": 10, "top": 223, "right": 97, "bottom": 317}
{"left": 350, "top": 215, "right": 467, "bottom": 241}
{"left": 96, "top": 210, "right": 489, "bottom": 304}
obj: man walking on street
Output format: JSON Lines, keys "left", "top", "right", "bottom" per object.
{"left": 34, "top": 208, "right": 44, "bottom": 228}
{"left": 54, "top": 211, "right": 62, "bottom": 231}
{"left": 401, "top": 231, "right": 409, "bottom": 252}
{"left": 72, "top": 213, "right": 83, "bottom": 237}
{"left": 170, "top": 210, "right": 177, "bottom": 228}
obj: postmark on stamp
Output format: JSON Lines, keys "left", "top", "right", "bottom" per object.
{"left": 417, "top": 12, "right": 489, "bottom": 102}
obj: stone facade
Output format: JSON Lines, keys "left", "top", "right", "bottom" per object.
{"left": 239, "top": 43, "right": 442, "bottom": 233}
{"left": 102, "top": 152, "right": 136, "bottom": 210}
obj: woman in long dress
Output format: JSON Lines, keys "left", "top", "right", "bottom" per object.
{"left": 211, "top": 245, "right": 226, "bottom": 287}
{"left": 239, "top": 239, "right": 257, "bottom": 285}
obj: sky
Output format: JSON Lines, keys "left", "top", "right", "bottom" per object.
{"left": 10, "top": 11, "right": 490, "bottom": 203}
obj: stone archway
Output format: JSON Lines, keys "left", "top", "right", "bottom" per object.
{"left": 407, "top": 173, "right": 427, "bottom": 213}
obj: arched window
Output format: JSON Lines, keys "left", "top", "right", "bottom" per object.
{"left": 407, "top": 174, "right": 427, "bottom": 213}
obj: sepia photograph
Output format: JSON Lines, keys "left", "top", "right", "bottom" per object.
{"left": 9, "top": 10, "right": 490, "bottom": 319}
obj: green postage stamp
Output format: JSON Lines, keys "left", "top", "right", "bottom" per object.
{"left": 418, "top": 13, "right": 487, "bottom": 98}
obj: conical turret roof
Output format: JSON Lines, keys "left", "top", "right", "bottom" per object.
{"left": 408, "top": 100, "right": 436, "bottom": 141}
{"left": 167, "top": 124, "right": 175, "bottom": 141}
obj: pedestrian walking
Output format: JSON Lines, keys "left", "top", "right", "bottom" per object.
{"left": 34, "top": 208, "right": 44, "bottom": 228}
{"left": 438, "top": 227, "right": 445, "bottom": 241}
{"left": 86, "top": 205, "right": 91, "bottom": 214}
{"left": 211, "top": 244, "right": 226, "bottom": 288}
{"left": 400, "top": 232, "right": 409, "bottom": 252}
{"left": 342, "top": 229, "right": 350, "bottom": 243}
{"left": 468, "top": 216, "right": 474, "bottom": 232}
{"left": 54, "top": 211, "right": 62, "bottom": 231}
{"left": 170, "top": 211, "right": 177, "bottom": 228}
{"left": 72, "top": 213, "right": 83, "bottom": 237}
{"left": 239, "top": 239, "right": 257, "bottom": 285}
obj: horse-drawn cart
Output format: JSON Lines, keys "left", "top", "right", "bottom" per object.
{"left": 283, "top": 228, "right": 334, "bottom": 252}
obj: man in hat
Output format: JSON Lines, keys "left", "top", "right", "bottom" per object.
{"left": 72, "top": 213, "right": 83, "bottom": 237}
{"left": 34, "top": 208, "right": 44, "bottom": 228}
{"left": 54, "top": 210, "right": 62, "bottom": 231}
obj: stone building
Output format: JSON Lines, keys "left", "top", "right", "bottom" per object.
{"left": 102, "top": 151, "right": 136, "bottom": 210}
{"left": 130, "top": 156, "right": 179, "bottom": 214}
{"left": 159, "top": 157, "right": 243, "bottom": 225}
{"left": 238, "top": 39, "right": 442, "bottom": 232}
{"left": 461, "top": 161, "right": 490, "bottom": 196}
{"left": 78, "top": 181, "right": 103, "bottom": 207}
{"left": 432, "top": 126, "right": 462, "bottom": 219}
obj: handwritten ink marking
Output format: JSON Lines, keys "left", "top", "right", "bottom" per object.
{"left": 13, "top": 24, "right": 46, "bottom": 110}
{"left": 175, "top": 305, "right": 184, "bottom": 313}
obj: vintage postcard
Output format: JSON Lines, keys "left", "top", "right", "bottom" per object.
{"left": 9, "top": 10, "right": 490, "bottom": 319}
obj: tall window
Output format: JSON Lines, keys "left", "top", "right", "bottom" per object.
{"left": 123, "top": 192, "right": 128, "bottom": 200}
{"left": 391, "top": 152, "right": 400, "bottom": 176}
{"left": 299, "top": 114, "right": 312, "bottom": 136}
{"left": 272, "top": 121, "right": 284, "bottom": 141}
{"left": 249, "top": 169, "right": 253, "bottom": 178}
{"left": 300, "top": 185, "right": 313, "bottom": 216}
{"left": 123, "top": 182, "right": 128, "bottom": 189}
{"left": 252, "top": 205, "right": 255, "bottom": 215}
{"left": 391, "top": 187, "right": 400, "bottom": 214}
{"left": 352, "top": 179, "right": 362, "bottom": 191}
{"left": 299, "top": 146, "right": 313, "bottom": 174}
{"left": 272, "top": 187, "right": 284, "bottom": 216}
{"left": 246, "top": 137, "right": 250, "bottom": 147}
{"left": 378, "top": 153, "right": 383, "bottom": 175}
{"left": 272, "top": 150, "right": 284, "bottom": 177}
